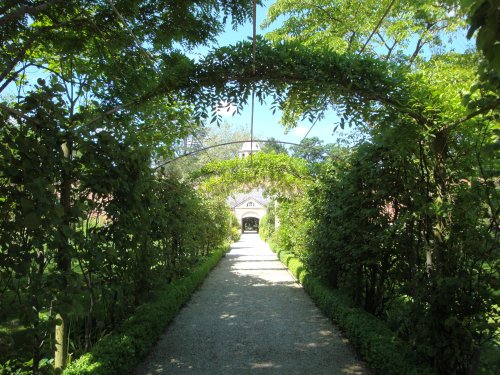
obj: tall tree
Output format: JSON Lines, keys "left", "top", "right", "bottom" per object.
{"left": 263, "top": 0, "right": 467, "bottom": 64}
{"left": 261, "top": 137, "right": 289, "bottom": 154}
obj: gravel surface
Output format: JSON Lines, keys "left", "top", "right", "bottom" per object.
{"left": 134, "top": 233, "right": 369, "bottom": 374}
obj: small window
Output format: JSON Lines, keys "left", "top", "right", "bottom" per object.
{"left": 247, "top": 202, "right": 254, "bottom": 207}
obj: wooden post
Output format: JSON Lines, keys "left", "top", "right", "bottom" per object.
{"left": 54, "top": 313, "right": 67, "bottom": 371}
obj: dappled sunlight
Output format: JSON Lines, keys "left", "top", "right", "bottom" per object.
{"left": 341, "top": 363, "right": 367, "bottom": 375}
{"left": 168, "top": 358, "right": 193, "bottom": 370}
{"left": 219, "top": 313, "right": 237, "bottom": 320}
{"left": 134, "top": 233, "right": 369, "bottom": 375}
{"left": 227, "top": 253, "right": 277, "bottom": 261}
{"left": 250, "top": 361, "right": 283, "bottom": 369}
{"left": 228, "top": 233, "right": 300, "bottom": 285}
{"left": 231, "top": 266, "right": 298, "bottom": 285}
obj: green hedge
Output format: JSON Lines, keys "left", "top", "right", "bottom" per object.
{"left": 64, "top": 247, "right": 226, "bottom": 375}
{"left": 274, "top": 247, "right": 436, "bottom": 375}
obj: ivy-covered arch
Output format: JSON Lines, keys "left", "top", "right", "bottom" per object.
{"left": 192, "top": 152, "right": 312, "bottom": 200}
{"left": 183, "top": 38, "right": 424, "bottom": 128}
{"left": 180, "top": 39, "right": 496, "bottom": 278}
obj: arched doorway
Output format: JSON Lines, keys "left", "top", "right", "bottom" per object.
{"left": 242, "top": 217, "right": 259, "bottom": 233}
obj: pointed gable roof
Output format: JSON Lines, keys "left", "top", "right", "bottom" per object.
{"left": 227, "top": 188, "right": 270, "bottom": 208}
{"left": 234, "top": 196, "right": 265, "bottom": 209}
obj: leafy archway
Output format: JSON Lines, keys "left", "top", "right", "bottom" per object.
{"left": 183, "top": 38, "right": 498, "bottom": 375}
{"left": 1, "top": 1, "right": 497, "bottom": 373}
{"left": 192, "top": 151, "right": 312, "bottom": 200}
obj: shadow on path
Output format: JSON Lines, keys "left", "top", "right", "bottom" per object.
{"left": 134, "top": 234, "right": 369, "bottom": 375}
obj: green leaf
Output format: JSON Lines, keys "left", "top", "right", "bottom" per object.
{"left": 23, "top": 212, "right": 41, "bottom": 229}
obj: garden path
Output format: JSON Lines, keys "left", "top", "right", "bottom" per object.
{"left": 134, "top": 233, "right": 369, "bottom": 374}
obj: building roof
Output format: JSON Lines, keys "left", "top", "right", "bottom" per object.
{"left": 227, "top": 188, "right": 271, "bottom": 208}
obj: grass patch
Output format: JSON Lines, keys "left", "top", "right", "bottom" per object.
{"left": 0, "top": 320, "right": 33, "bottom": 364}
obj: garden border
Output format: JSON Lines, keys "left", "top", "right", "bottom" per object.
{"left": 64, "top": 247, "right": 227, "bottom": 374}
{"left": 271, "top": 244, "right": 436, "bottom": 375}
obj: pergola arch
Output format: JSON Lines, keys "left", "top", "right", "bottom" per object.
{"left": 186, "top": 38, "right": 426, "bottom": 130}
{"left": 192, "top": 151, "right": 312, "bottom": 201}
{"left": 154, "top": 140, "right": 299, "bottom": 169}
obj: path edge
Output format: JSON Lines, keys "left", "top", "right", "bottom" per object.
{"left": 64, "top": 246, "right": 229, "bottom": 375}
{"left": 267, "top": 242, "right": 436, "bottom": 375}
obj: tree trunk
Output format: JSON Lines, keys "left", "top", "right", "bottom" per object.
{"left": 32, "top": 249, "right": 45, "bottom": 375}
{"left": 33, "top": 330, "right": 41, "bottom": 375}
{"left": 84, "top": 275, "right": 95, "bottom": 353}
{"left": 54, "top": 139, "right": 72, "bottom": 371}
{"left": 431, "top": 129, "right": 449, "bottom": 270}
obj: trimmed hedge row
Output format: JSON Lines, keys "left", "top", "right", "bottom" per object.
{"left": 64, "top": 247, "right": 227, "bottom": 374}
{"left": 274, "top": 247, "right": 436, "bottom": 375}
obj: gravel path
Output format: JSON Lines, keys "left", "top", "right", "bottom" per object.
{"left": 134, "top": 233, "right": 369, "bottom": 374}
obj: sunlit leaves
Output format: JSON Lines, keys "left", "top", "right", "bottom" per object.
{"left": 463, "top": 0, "right": 500, "bottom": 72}
{"left": 192, "top": 152, "right": 311, "bottom": 199}
{"left": 263, "top": 0, "right": 467, "bottom": 63}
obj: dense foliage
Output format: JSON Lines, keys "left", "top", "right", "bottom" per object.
{"left": 264, "top": 0, "right": 466, "bottom": 64}
{"left": 193, "top": 151, "right": 312, "bottom": 199}
{"left": 0, "top": 106, "right": 233, "bottom": 372}
{"left": 63, "top": 248, "right": 226, "bottom": 375}
{"left": 1, "top": 0, "right": 498, "bottom": 374}
{"left": 265, "top": 52, "right": 499, "bottom": 372}
{"left": 0, "top": 1, "right": 254, "bottom": 372}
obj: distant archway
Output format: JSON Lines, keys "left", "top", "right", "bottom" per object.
{"left": 242, "top": 216, "right": 259, "bottom": 233}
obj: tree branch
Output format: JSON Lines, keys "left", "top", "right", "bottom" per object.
{"left": 359, "top": 0, "right": 397, "bottom": 54}
{"left": 309, "top": 3, "right": 344, "bottom": 24}
{"left": 106, "top": 0, "right": 155, "bottom": 63}
{"left": 0, "top": 102, "right": 44, "bottom": 127}
{"left": 450, "top": 99, "right": 500, "bottom": 128}
{"left": 0, "top": 30, "right": 41, "bottom": 90}
{"left": 0, "top": 62, "right": 35, "bottom": 93}
{"left": 0, "top": 0, "right": 65, "bottom": 26}
{"left": 376, "top": 31, "right": 391, "bottom": 50}
{"left": 82, "top": 99, "right": 138, "bottom": 128}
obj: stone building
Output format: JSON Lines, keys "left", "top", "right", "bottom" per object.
{"left": 228, "top": 141, "right": 269, "bottom": 232}
{"left": 227, "top": 189, "right": 270, "bottom": 232}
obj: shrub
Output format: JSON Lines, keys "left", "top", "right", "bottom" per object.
{"left": 64, "top": 248, "right": 226, "bottom": 374}
{"left": 273, "top": 247, "right": 436, "bottom": 375}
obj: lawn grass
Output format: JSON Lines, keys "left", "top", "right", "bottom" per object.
{"left": 0, "top": 320, "right": 32, "bottom": 364}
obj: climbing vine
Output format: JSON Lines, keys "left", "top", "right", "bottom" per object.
{"left": 192, "top": 152, "right": 312, "bottom": 199}
{"left": 0, "top": 0, "right": 498, "bottom": 374}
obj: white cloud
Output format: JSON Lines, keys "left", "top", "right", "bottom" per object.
{"left": 216, "top": 100, "right": 237, "bottom": 117}
{"left": 292, "top": 125, "right": 309, "bottom": 137}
